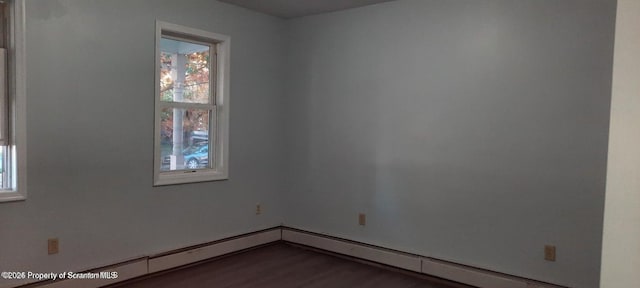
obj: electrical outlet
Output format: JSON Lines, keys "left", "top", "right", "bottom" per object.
{"left": 544, "top": 245, "right": 556, "bottom": 261}
{"left": 256, "top": 203, "right": 262, "bottom": 215}
{"left": 48, "top": 238, "right": 59, "bottom": 255}
{"left": 358, "top": 213, "right": 366, "bottom": 226}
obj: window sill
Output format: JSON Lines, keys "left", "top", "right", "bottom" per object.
{"left": 0, "top": 191, "right": 26, "bottom": 203}
{"left": 154, "top": 170, "right": 228, "bottom": 186}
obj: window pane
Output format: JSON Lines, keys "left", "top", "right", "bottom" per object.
{"left": 160, "top": 38, "right": 211, "bottom": 104}
{"left": 0, "top": 145, "right": 8, "bottom": 190}
{"left": 160, "top": 108, "right": 211, "bottom": 171}
{"left": 0, "top": 147, "right": 3, "bottom": 188}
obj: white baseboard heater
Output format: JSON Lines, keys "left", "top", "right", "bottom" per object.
{"left": 13, "top": 226, "right": 566, "bottom": 288}
{"left": 281, "top": 228, "right": 565, "bottom": 288}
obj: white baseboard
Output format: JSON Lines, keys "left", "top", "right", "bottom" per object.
{"left": 281, "top": 228, "right": 564, "bottom": 288}
{"left": 282, "top": 229, "right": 422, "bottom": 272}
{"left": 421, "top": 257, "right": 528, "bottom": 288}
{"left": 16, "top": 228, "right": 281, "bottom": 288}
{"left": 148, "top": 229, "right": 281, "bottom": 273}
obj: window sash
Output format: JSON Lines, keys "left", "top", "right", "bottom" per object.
{"left": 158, "top": 34, "right": 215, "bottom": 173}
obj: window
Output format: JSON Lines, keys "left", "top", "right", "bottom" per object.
{"left": 0, "top": 2, "right": 7, "bottom": 190}
{"left": 154, "top": 21, "right": 230, "bottom": 186}
{"left": 0, "top": 0, "right": 26, "bottom": 202}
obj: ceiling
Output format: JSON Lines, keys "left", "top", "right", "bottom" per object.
{"left": 218, "top": 0, "right": 396, "bottom": 19}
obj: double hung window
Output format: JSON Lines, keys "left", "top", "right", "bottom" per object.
{"left": 154, "top": 22, "right": 230, "bottom": 186}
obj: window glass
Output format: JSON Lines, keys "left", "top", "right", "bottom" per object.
{"left": 160, "top": 38, "right": 211, "bottom": 104}
{"left": 160, "top": 108, "right": 211, "bottom": 171}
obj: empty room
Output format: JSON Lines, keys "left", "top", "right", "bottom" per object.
{"left": 0, "top": 0, "right": 637, "bottom": 288}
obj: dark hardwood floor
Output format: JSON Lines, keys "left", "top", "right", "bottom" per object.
{"left": 110, "top": 243, "right": 475, "bottom": 288}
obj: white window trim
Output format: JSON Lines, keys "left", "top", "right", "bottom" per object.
{"left": 153, "top": 21, "right": 230, "bottom": 186}
{"left": 0, "top": 0, "right": 26, "bottom": 202}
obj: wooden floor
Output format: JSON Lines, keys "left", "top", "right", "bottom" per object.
{"left": 110, "top": 243, "right": 475, "bottom": 288}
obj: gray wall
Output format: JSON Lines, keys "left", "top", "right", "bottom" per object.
{"left": 283, "top": 1, "right": 616, "bottom": 287}
{"left": 0, "top": 0, "right": 287, "bottom": 278}
{"left": 0, "top": 1, "right": 618, "bottom": 288}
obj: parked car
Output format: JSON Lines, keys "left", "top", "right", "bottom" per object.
{"left": 183, "top": 145, "right": 209, "bottom": 169}
{"left": 161, "top": 143, "right": 209, "bottom": 170}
